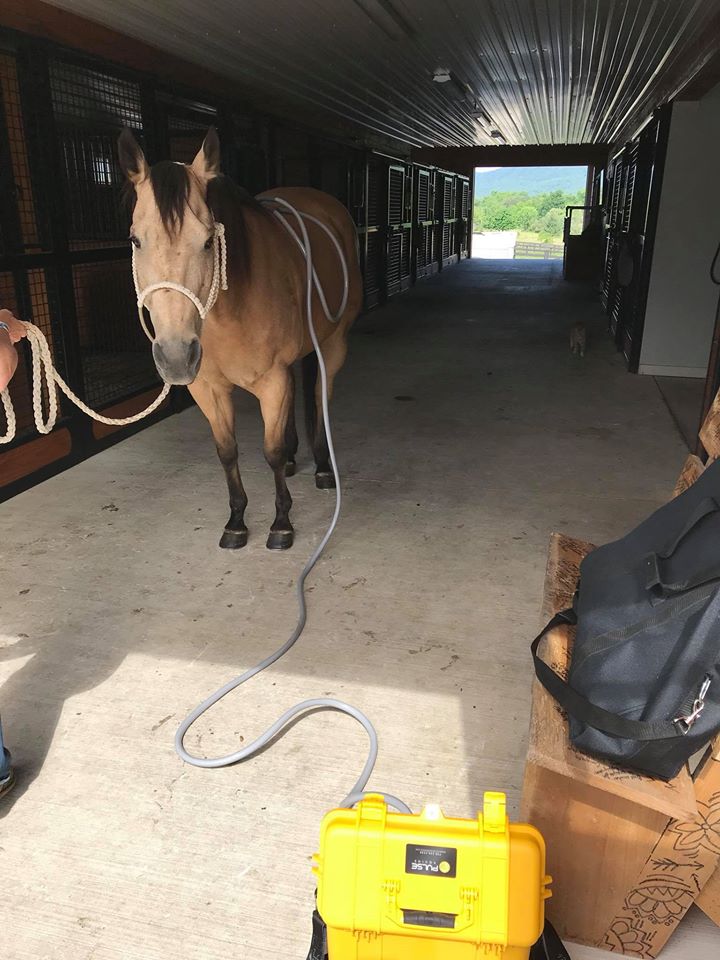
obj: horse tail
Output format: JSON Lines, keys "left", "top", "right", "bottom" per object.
{"left": 302, "top": 351, "right": 319, "bottom": 449}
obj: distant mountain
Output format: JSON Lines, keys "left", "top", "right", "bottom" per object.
{"left": 474, "top": 165, "right": 587, "bottom": 197}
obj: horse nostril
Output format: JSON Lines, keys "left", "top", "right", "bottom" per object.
{"left": 152, "top": 340, "right": 167, "bottom": 369}
{"left": 187, "top": 337, "right": 202, "bottom": 370}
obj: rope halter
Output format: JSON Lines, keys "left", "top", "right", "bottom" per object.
{"left": 132, "top": 220, "right": 228, "bottom": 342}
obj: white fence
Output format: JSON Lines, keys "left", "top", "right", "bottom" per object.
{"left": 472, "top": 231, "right": 564, "bottom": 260}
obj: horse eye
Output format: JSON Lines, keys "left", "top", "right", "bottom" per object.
{"left": 204, "top": 236, "right": 214, "bottom": 250}
{"left": 129, "top": 234, "right": 141, "bottom": 249}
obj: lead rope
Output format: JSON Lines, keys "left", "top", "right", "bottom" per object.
{"left": 0, "top": 222, "right": 229, "bottom": 444}
{"left": 0, "top": 324, "right": 170, "bottom": 444}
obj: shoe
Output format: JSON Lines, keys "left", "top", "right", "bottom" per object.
{"left": 0, "top": 749, "right": 15, "bottom": 799}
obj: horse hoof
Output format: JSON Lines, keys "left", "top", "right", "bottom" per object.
{"left": 219, "top": 528, "right": 248, "bottom": 550}
{"left": 285, "top": 460, "right": 297, "bottom": 478}
{"left": 315, "top": 471, "right": 336, "bottom": 490}
{"left": 266, "top": 530, "right": 294, "bottom": 551}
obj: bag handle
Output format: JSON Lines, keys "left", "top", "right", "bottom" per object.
{"left": 645, "top": 497, "right": 720, "bottom": 598}
{"left": 660, "top": 497, "right": 720, "bottom": 558}
{"left": 531, "top": 611, "right": 684, "bottom": 741}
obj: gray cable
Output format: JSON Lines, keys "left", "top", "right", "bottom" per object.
{"left": 174, "top": 196, "right": 410, "bottom": 814}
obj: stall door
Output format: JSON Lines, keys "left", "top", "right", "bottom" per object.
{"left": 413, "top": 166, "right": 436, "bottom": 280}
{"left": 457, "top": 176, "right": 471, "bottom": 260}
{"left": 437, "top": 172, "right": 458, "bottom": 269}
{"left": 601, "top": 106, "right": 671, "bottom": 370}
{"left": 363, "top": 158, "right": 384, "bottom": 309}
{"left": 386, "top": 164, "right": 411, "bottom": 297}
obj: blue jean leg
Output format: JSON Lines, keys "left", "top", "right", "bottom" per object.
{"left": 0, "top": 715, "right": 11, "bottom": 781}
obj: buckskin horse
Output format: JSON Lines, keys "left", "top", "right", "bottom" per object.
{"left": 118, "top": 128, "right": 362, "bottom": 550}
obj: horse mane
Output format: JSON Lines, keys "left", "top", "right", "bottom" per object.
{"left": 206, "top": 174, "right": 271, "bottom": 283}
{"left": 122, "top": 162, "right": 269, "bottom": 285}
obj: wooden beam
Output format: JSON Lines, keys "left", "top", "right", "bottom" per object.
{"left": 677, "top": 48, "right": 720, "bottom": 101}
{"left": 411, "top": 144, "right": 610, "bottom": 177}
{"left": 0, "top": 0, "right": 249, "bottom": 101}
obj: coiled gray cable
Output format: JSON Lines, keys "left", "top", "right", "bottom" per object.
{"left": 174, "top": 196, "right": 410, "bottom": 814}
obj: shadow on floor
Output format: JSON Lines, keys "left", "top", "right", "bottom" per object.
{"left": 654, "top": 376, "right": 705, "bottom": 452}
{"left": 0, "top": 258, "right": 684, "bottom": 824}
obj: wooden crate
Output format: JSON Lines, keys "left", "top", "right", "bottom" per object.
{"left": 522, "top": 395, "right": 720, "bottom": 954}
{"left": 522, "top": 534, "right": 700, "bottom": 954}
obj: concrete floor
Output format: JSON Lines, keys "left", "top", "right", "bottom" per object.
{"left": 1, "top": 259, "right": 718, "bottom": 959}
{"left": 654, "top": 375, "right": 706, "bottom": 452}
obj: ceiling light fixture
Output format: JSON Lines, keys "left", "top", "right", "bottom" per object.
{"left": 432, "top": 69, "right": 480, "bottom": 108}
{"left": 469, "top": 104, "right": 492, "bottom": 127}
{"left": 489, "top": 130, "right": 506, "bottom": 143}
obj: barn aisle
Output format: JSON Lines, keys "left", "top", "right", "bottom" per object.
{"left": 0, "top": 259, "right": 713, "bottom": 959}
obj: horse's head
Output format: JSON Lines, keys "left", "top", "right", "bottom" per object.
{"left": 118, "top": 127, "right": 222, "bottom": 385}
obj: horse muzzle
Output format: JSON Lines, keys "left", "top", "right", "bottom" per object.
{"left": 152, "top": 336, "right": 203, "bottom": 385}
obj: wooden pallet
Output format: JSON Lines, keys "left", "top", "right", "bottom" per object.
{"left": 522, "top": 417, "right": 720, "bottom": 954}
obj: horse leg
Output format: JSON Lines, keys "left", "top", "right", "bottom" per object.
{"left": 302, "top": 333, "right": 348, "bottom": 489}
{"left": 189, "top": 379, "right": 249, "bottom": 549}
{"left": 257, "top": 366, "right": 295, "bottom": 550}
{"left": 284, "top": 366, "right": 299, "bottom": 478}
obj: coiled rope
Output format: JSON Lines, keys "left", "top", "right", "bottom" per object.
{"left": 0, "top": 323, "right": 170, "bottom": 444}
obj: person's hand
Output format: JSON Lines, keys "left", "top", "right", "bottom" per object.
{"left": 0, "top": 310, "right": 27, "bottom": 392}
{"left": 0, "top": 309, "right": 27, "bottom": 344}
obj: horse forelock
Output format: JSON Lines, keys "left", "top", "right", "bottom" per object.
{"left": 149, "top": 161, "right": 191, "bottom": 233}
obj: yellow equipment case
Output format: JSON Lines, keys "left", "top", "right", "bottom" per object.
{"left": 313, "top": 792, "right": 550, "bottom": 959}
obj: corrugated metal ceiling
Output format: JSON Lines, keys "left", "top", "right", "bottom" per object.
{"left": 43, "top": 0, "right": 720, "bottom": 147}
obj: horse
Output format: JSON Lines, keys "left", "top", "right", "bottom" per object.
{"left": 117, "top": 128, "right": 363, "bottom": 551}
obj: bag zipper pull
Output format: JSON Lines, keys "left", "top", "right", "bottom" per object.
{"left": 674, "top": 676, "right": 712, "bottom": 734}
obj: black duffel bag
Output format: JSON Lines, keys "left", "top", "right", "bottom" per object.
{"left": 532, "top": 458, "right": 720, "bottom": 780}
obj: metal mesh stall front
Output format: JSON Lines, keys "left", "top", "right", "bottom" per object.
{"left": 47, "top": 54, "right": 161, "bottom": 410}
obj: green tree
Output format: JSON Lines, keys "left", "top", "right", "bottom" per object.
{"left": 536, "top": 207, "right": 565, "bottom": 241}
{"left": 510, "top": 203, "right": 539, "bottom": 230}
{"left": 473, "top": 186, "right": 587, "bottom": 236}
{"left": 536, "top": 189, "right": 567, "bottom": 217}
{"left": 473, "top": 199, "right": 484, "bottom": 230}
{"left": 484, "top": 207, "right": 516, "bottom": 231}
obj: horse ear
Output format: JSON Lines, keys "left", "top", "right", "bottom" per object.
{"left": 191, "top": 127, "right": 221, "bottom": 181}
{"left": 117, "top": 128, "right": 148, "bottom": 185}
